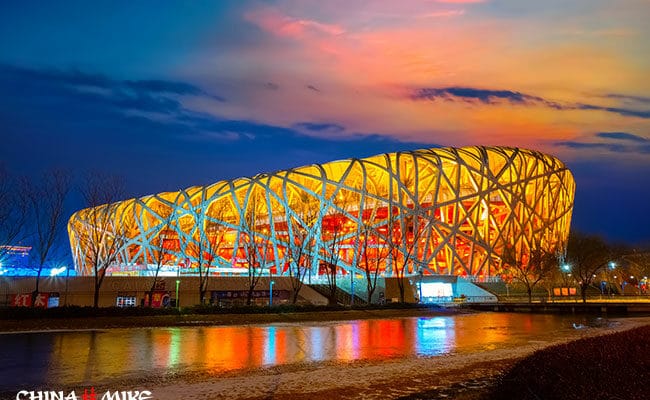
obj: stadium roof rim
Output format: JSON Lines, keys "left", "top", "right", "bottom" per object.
{"left": 105, "top": 145, "right": 570, "bottom": 206}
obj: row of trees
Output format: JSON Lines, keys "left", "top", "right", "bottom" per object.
{"left": 3, "top": 165, "right": 648, "bottom": 308}
{"left": 502, "top": 231, "right": 649, "bottom": 303}
{"left": 0, "top": 167, "right": 133, "bottom": 307}
{"left": 0, "top": 166, "right": 72, "bottom": 305}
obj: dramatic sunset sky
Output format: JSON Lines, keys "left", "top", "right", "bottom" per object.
{"left": 1, "top": 0, "right": 649, "bottom": 244}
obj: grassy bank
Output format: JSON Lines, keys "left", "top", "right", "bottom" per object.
{"left": 484, "top": 325, "right": 650, "bottom": 400}
{"left": 0, "top": 303, "right": 457, "bottom": 332}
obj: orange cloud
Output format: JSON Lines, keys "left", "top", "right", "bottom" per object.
{"left": 245, "top": 7, "right": 344, "bottom": 38}
{"left": 183, "top": 0, "right": 650, "bottom": 160}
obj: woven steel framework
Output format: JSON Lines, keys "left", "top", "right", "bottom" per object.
{"left": 68, "top": 146, "right": 574, "bottom": 278}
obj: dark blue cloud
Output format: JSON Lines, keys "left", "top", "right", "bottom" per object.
{"left": 604, "top": 93, "right": 650, "bottom": 104}
{"left": 575, "top": 103, "right": 650, "bottom": 119}
{"left": 596, "top": 132, "right": 648, "bottom": 143}
{"left": 0, "top": 63, "right": 436, "bottom": 200}
{"left": 414, "top": 87, "right": 532, "bottom": 104}
{"left": 413, "top": 86, "right": 650, "bottom": 120}
{"left": 554, "top": 131, "right": 650, "bottom": 154}
{"left": 413, "top": 87, "right": 565, "bottom": 109}
{"left": 0, "top": 64, "right": 222, "bottom": 116}
{"left": 124, "top": 79, "right": 202, "bottom": 95}
{"left": 554, "top": 141, "right": 627, "bottom": 152}
{"left": 293, "top": 122, "right": 345, "bottom": 133}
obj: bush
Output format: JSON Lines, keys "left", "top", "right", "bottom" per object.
{"left": 486, "top": 325, "right": 650, "bottom": 400}
{"left": 0, "top": 305, "right": 181, "bottom": 319}
{"left": 0, "top": 301, "right": 444, "bottom": 320}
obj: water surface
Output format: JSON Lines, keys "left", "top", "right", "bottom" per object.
{"left": 0, "top": 313, "right": 583, "bottom": 391}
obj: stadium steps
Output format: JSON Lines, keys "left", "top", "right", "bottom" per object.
{"left": 307, "top": 284, "right": 366, "bottom": 306}
{"left": 474, "top": 281, "right": 548, "bottom": 301}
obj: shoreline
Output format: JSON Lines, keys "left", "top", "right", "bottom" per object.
{"left": 0, "top": 307, "right": 464, "bottom": 333}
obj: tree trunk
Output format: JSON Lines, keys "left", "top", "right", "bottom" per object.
{"left": 527, "top": 287, "right": 532, "bottom": 303}
{"left": 32, "top": 268, "right": 43, "bottom": 306}
{"left": 93, "top": 284, "right": 100, "bottom": 308}
{"left": 397, "top": 275, "right": 405, "bottom": 303}
{"left": 368, "top": 288, "right": 375, "bottom": 304}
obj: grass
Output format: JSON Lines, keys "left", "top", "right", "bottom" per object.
{"left": 0, "top": 301, "right": 443, "bottom": 320}
{"left": 0, "top": 303, "right": 454, "bottom": 331}
{"left": 485, "top": 325, "right": 650, "bottom": 400}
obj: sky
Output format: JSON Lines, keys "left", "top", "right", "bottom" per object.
{"left": 1, "top": 0, "right": 649, "bottom": 245}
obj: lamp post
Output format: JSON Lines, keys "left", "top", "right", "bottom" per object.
{"left": 64, "top": 266, "right": 70, "bottom": 306}
{"left": 175, "top": 279, "right": 180, "bottom": 311}
{"left": 418, "top": 268, "right": 423, "bottom": 304}
{"left": 561, "top": 264, "right": 571, "bottom": 295}
{"left": 350, "top": 268, "right": 355, "bottom": 307}
{"left": 269, "top": 279, "right": 275, "bottom": 306}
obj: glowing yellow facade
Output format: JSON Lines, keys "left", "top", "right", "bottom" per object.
{"left": 68, "top": 146, "right": 574, "bottom": 278}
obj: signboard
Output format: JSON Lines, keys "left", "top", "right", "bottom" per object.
{"left": 144, "top": 291, "right": 171, "bottom": 308}
{"left": 211, "top": 290, "right": 289, "bottom": 301}
{"left": 10, "top": 292, "right": 59, "bottom": 308}
{"left": 554, "top": 287, "right": 577, "bottom": 296}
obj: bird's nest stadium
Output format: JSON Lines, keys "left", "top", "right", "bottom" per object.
{"left": 68, "top": 146, "right": 574, "bottom": 282}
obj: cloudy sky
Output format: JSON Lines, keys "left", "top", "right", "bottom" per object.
{"left": 1, "top": 0, "right": 649, "bottom": 244}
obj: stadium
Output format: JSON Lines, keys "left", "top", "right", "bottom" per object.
{"left": 66, "top": 146, "right": 574, "bottom": 305}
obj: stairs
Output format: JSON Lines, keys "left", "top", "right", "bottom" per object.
{"left": 308, "top": 284, "right": 366, "bottom": 306}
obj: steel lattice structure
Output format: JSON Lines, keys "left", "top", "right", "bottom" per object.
{"left": 68, "top": 146, "right": 575, "bottom": 278}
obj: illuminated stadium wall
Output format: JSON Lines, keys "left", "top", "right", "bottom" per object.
{"left": 68, "top": 146, "right": 575, "bottom": 279}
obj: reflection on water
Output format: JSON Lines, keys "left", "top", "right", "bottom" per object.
{"left": 0, "top": 313, "right": 578, "bottom": 391}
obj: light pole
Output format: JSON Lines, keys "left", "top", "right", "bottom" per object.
{"left": 175, "top": 279, "right": 180, "bottom": 311}
{"left": 350, "top": 268, "right": 355, "bottom": 307}
{"left": 64, "top": 266, "right": 70, "bottom": 306}
{"left": 269, "top": 279, "right": 275, "bottom": 306}
{"left": 561, "top": 264, "right": 571, "bottom": 296}
{"left": 418, "top": 268, "right": 423, "bottom": 304}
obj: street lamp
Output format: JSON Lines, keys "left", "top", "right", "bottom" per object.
{"left": 418, "top": 268, "right": 423, "bottom": 304}
{"left": 175, "top": 279, "right": 180, "bottom": 311}
{"left": 269, "top": 280, "right": 275, "bottom": 306}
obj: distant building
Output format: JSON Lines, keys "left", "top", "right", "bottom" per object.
{"left": 0, "top": 245, "right": 72, "bottom": 277}
{"left": 0, "top": 245, "right": 31, "bottom": 270}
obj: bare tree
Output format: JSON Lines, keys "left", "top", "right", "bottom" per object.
{"left": 285, "top": 193, "right": 319, "bottom": 304}
{"left": 501, "top": 245, "right": 557, "bottom": 303}
{"left": 77, "top": 172, "right": 127, "bottom": 308}
{"left": 386, "top": 206, "right": 428, "bottom": 303}
{"left": 356, "top": 200, "right": 390, "bottom": 304}
{"left": 21, "top": 170, "right": 71, "bottom": 302}
{"left": 241, "top": 190, "right": 268, "bottom": 306}
{"left": 320, "top": 192, "right": 353, "bottom": 306}
{"left": 178, "top": 191, "right": 229, "bottom": 305}
{"left": 566, "top": 231, "right": 613, "bottom": 303}
{"left": 0, "top": 166, "right": 27, "bottom": 264}
{"left": 145, "top": 202, "right": 176, "bottom": 306}
{"left": 199, "top": 200, "right": 229, "bottom": 304}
